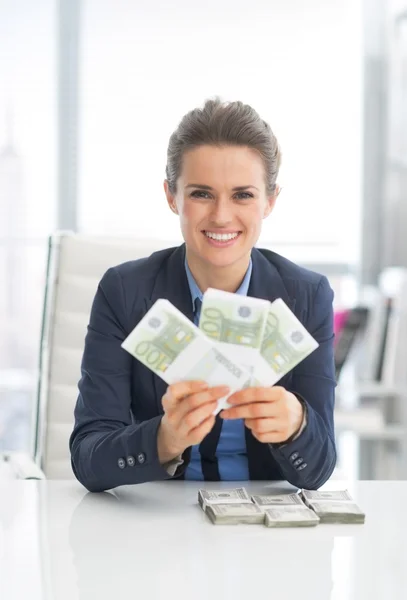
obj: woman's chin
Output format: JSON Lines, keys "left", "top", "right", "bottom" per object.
{"left": 199, "top": 246, "right": 250, "bottom": 270}
{"left": 185, "top": 232, "right": 253, "bottom": 269}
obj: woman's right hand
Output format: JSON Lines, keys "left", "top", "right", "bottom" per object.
{"left": 157, "top": 381, "right": 230, "bottom": 464}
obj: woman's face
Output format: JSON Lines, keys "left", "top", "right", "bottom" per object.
{"left": 164, "top": 145, "right": 278, "bottom": 271}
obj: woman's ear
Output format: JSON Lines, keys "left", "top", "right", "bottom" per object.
{"left": 263, "top": 184, "right": 281, "bottom": 219}
{"left": 164, "top": 180, "right": 179, "bottom": 214}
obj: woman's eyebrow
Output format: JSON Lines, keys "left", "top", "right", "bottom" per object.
{"left": 185, "top": 184, "right": 259, "bottom": 191}
{"left": 185, "top": 184, "right": 213, "bottom": 190}
{"left": 232, "top": 185, "right": 259, "bottom": 192}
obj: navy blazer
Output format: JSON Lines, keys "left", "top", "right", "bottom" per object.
{"left": 70, "top": 244, "right": 336, "bottom": 492}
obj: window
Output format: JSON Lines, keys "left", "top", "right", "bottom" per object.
{"left": 0, "top": 0, "right": 56, "bottom": 451}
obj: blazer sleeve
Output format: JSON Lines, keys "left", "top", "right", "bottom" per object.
{"left": 69, "top": 267, "right": 181, "bottom": 492}
{"left": 268, "top": 275, "right": 337, "bottom": 489}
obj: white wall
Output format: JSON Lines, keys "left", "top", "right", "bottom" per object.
{"left": 0, "top": 0, "right": 56, "bottom": 237}
{"left": 79, "top": 0, "right": 362, "bottom": 264}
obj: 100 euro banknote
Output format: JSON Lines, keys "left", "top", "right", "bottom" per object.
{"left": 200, "top": 290, "right": 319, "bottom": 387}
{"left": 121, "top": 299, "right": 252, "bottom": 412}
{"left": 255, "top": 298, "right": 319, "bottom": 386}
{"left": 199, "top": 288, "right": 270, "bottom": 380}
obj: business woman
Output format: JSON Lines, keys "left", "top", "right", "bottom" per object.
{"left": 70, "top": 98, "right": 336, "bottom": 493}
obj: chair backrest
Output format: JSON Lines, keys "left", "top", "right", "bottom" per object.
{"left": 33, "top": 232, "right": 179, "bottom": 478}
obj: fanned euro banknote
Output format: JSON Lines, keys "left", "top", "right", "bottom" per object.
{"left": 199, "top": 288, "right": 269, "bottom": 380}
{"left": 121, "top": 299, "right": 252, "bottom": 412}
{"left": 257, "top": 299, "right": 319, "bottom": 385}
{"left": 200, "top": 289, "right": 319, "bottom": 387}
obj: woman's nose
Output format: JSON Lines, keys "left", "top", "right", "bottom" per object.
{"left": 209, "top": 198, "right": 233, "bottom": 225}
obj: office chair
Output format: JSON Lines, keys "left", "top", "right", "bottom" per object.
{"left": 32, "top": 232, "right": 173, "bottom": 478}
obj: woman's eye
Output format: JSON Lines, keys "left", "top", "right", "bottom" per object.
{"left": 234, "top": 192, "right": 254, "bottom": 200}
{"left": 189, "top": 190, "right": 254, "bottom": 200}
{"left": 190, "top": 190, "right": 211, "bottom": 199}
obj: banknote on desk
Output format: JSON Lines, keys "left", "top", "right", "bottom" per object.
{"left": 121, "top": 299, "right": 252, "bottom": 413}
{"left": 306, "top": 501, "right": 365, "bottom": 524}
{"left": 301, "top": 489, "right": 353, "bottom": 503}
{"left": 301, "top": 489, "right": 365, "bottom": 524}
{"left": 251, "top": 493, "right": 305, "bottom": 509}
{"left": 264, "top": 506, "right": 320, "bottom": 528}
{"left": 198, "top": 487, "right": 252, "bottom": 510}
{"left": 206, "top": 503, "right": 265, "bottom": 525}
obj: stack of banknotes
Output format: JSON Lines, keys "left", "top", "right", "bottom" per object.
{"left": 300, "top": 489, "right": 366, "bottom": 524}
{"left": 198, "top": 488, "right": 318, "bottom": 527}
{"left": 121, "top": 288, "right": 318, "bottom": 413}
{"left": 199, "top": 487, "right": 264, "bottom": 525}
{"left": 252, "top": 492, "right": 320, "bottom": 528}
{"left": 197, "top": 488, "right": 365, "bottom": 526}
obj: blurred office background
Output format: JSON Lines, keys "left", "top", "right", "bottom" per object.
{"left": 0, "top": 0, "right": 406, "bottom": 477}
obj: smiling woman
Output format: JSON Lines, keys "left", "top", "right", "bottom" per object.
{"left": 70, "top": 98, "right": 336, "bottom": 493}
{"left": 165, "top": 143, "right": 279, "bottom": 293}
{"left": 164, "top": 100, "right": 281, "bottom": 293}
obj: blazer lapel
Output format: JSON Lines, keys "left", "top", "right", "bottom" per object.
{"left": 144, "top": 244, "right": 195, "bottom": 414}
{"left": 249, "top": 248, "right": 296, "bottom": 312}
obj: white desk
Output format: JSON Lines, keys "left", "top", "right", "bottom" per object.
{"left": 0, "top": 480, "right": 405, "bottom": 600}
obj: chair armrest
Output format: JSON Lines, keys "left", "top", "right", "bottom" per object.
{"left": 1, "top": 452, "right": 46, "bottom": 479}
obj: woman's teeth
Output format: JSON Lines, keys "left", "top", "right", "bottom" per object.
{"left": 204, "top": 231, "right": 239, "bottom": 241}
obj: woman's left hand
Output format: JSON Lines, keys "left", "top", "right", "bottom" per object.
{"left": 220, "top": 386, "right": 304, "bottom": 444}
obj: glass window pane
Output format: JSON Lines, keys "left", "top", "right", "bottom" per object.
{"left": 0, "top": 0, "right": 56, "bottom": 452}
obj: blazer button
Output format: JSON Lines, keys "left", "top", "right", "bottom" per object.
{"left": 293, "top": 458, "right": 303, "bottom": 467}
{"left": 297, "top": 462, "right": 308, "bottom": 471}
{"left": 118, "top": 458, "right": 126, "bottom": 469}
{"left": 290, "top": 452, "right": 299, "bottom": 462}
{"left": 127, "top": 456, "right": 136, "bottom": 467}
{"left": 137, "top": 452, "right": 146, "bottom": 464}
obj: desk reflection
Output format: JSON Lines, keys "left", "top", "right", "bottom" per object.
{"left": 67, "top": 489, "right": 334, "bottom": 600}
{"left": 3, "top": 481, "right": 405, "bottom": 600}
